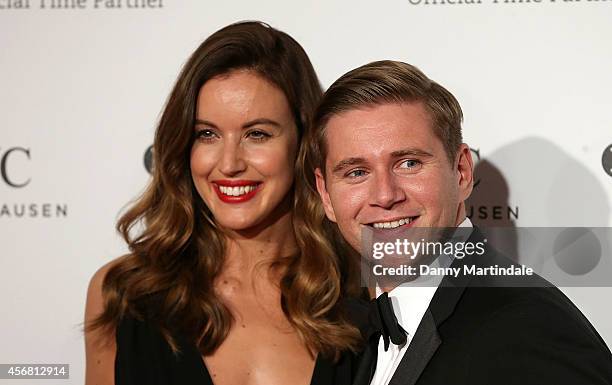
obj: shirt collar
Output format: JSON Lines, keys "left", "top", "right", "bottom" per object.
{"left": 458, "top": 217, "right": 473, "bottom": 228}
{"left": 376, "top": 217, "right": 474, "bottom": 334}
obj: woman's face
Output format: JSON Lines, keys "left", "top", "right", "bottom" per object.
{"left": 190, "top": 70, "right": 298, "bottom": 232}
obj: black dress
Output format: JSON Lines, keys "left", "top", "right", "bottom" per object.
{"left": 115, "top": 315, "right": 355, "bottom": 385}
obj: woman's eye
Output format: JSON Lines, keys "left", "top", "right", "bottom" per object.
{"left": 195, "top": 129, "right": 217, "bottom": 141}
{"left": 346, "top": 169, "right": 367, "bottom": 178}
{"left": 247, "top": 130, "right": 271, "bottom": 141}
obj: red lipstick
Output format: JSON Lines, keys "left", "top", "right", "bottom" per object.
{"left": 212, "top": 180, "right": 262, "bottom": 203}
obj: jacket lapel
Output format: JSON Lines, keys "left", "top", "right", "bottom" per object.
{"left": 387, "top": 227, "right": 486, "bottom": 385}
{"left": 388, "top": 309, "right": 440, "bottom": 385}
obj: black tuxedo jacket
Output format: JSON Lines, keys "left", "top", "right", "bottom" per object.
{"left": 352, "top": 227, "right": 612, "bottom": 385}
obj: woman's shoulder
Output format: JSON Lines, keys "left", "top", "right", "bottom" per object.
{"left": 86, "top": 255, "right": 128, "bottom": 327}
{"left": 88, "top": 256, "right": 127, "bottom": 293}
{"left": 86, "top": 256, "right": 200, "bottom": 383}
{"left": 89, "top": 253, "right": 134, "bottom": 289}
{"left": 85, "top": 255, "right": 129, "bottom": 321}
{"left": 84, "top": 256, "right": 127, "bottom": 385}
{"left": 85, "top": 254, "right": 135, "bottom": 320}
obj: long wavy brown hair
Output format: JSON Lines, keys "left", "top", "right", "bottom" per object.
{"left": 85, "top": 21, "right": 361, "bottom": 360}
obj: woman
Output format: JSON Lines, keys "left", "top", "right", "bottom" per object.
{"left": 84, "top": 21, "right": 361, "bottom": 385}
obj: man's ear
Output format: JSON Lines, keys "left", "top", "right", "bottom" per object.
{"left": 455, "top": 143, "right": 474, "bottom": 201}
{"left": 314, "top": 167, "right": 337, "bottom": 223}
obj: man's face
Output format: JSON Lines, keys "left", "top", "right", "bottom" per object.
{"left": 315, "top": 102, "right": 473, "bottom": 253}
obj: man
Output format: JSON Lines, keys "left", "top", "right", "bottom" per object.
{"left": 304, "top": 60, "right": 612, "bottom": 385}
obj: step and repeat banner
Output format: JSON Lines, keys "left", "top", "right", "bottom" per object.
{"left": 1, "top": 0, "right": 611, "bottom": 383}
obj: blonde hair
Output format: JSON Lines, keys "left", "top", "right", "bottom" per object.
{"left": 308, "top": 60, "right": 463, "bottom": 175}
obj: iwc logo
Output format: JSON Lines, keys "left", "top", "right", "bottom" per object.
{"left": 0, "top": 146, "right": 31, "bottom": 188}
{"left": 467, "top": 146, "right": 519, "bottom": 222}
{"left": 602, "top": 144, "right": 612, "bottom": 178}
{"left": 1, "top": 146, "right": 68, "bottom": 219}
{"left": 144, "top": 144, "right": 154, "bottom": 174}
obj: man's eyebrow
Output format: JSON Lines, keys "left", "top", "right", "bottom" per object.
{"left": 331, "top": 157, "right": 367, "bottom": 175}
{"left": 391, "top": 148, "right": 433, "bottom": 158}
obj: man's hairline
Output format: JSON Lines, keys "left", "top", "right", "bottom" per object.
{"left": 316, "top": 100, "right": 457, "bottom": 179}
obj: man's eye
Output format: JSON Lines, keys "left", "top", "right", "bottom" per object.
{"left": 346, "top": 169, "right": 367, "bottom": 178}
{"left": 247, "top": 130, "right": 271, "bottom": 141}
{"left": 398, "top": 159, "right": 421, "bottom": 169}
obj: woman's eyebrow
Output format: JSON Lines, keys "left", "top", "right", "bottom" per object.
{"left": 242, "top": 118, "right": 282, "bottom": 128}
{"left": 194, "top": 118, "right": 281, "bottom": 129}
{"left": 194, "top": 119, "right": 217, "bottom": 128}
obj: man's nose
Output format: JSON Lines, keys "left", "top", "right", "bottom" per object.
{"left": 219, "top": 140, "right": 247, "bottom": 176}
{"left": 369, "top": 170, "right": 406, "bottom": 209}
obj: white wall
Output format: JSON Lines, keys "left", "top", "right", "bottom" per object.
{"left": 1, "top": 0, "right": 611, "bottom": 383}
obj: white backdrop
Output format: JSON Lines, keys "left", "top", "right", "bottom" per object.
{"left": 1, "top": 0, "right": 611, "bottom": 383}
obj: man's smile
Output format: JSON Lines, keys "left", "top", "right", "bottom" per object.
{"left": 363, "top": 215, "right": 420, "bottom": 229}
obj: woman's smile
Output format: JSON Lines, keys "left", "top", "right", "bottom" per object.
{"left": 212, "top": 180, "right": 263, "bottom": 203}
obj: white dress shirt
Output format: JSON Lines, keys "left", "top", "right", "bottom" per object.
{"left": 370, "top": 218, "right": 473, "bottom": 385}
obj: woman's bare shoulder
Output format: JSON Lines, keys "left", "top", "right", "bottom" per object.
{"left": 84, "top": 256, "right": 127, "bottom": 385}
{"left": 88, "top": 256, "right": 128, "bottom": 293}
{"left": 86, "top": 255, "right": 129, "bottom": 320}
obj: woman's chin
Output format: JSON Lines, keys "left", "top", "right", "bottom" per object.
{"left": 215, "top": 217, "right": 265, "bottom": 233}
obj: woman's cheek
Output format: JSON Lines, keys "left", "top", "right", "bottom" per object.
{"left": 245, "top": 143, "right": 293, "bottom": 176}
{"left": 190, "top": 144, "right": 218, "bottom": 176}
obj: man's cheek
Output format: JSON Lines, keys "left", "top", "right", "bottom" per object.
{"left": 407, "top": 175, "right": 442, "bottom": 200}
{"left": 338, "top": 222, "right": 361, "bottom": 252}
{"left": 400, "top": 175, "right": 427, "bottom": 194}
{"left": 344, "top": 186, "right": 369, "bottom": 205}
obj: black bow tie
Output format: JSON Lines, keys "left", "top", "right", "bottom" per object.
{"left": 367, "top": 292, "right": 407, "bottom": 351}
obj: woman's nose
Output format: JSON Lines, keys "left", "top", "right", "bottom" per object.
{"left": 219, "top": 141, "right": 247, "bottom": 176}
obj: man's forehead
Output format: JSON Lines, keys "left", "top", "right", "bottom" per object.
{"left": 325, "top": 101, "right": 431, "bottom": 126}
{"left": 323, "top": 102, "right": 436, "bottom": 162}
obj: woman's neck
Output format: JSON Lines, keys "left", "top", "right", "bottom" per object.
{"left": 220, "top": 203, "right": 297, "bottom": 284}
